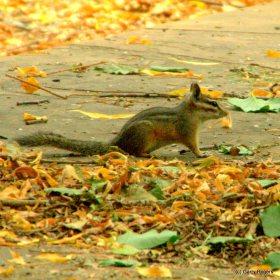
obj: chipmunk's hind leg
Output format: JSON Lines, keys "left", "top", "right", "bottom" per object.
{"left": 116, "top": 121, "right": 154, "bottom": 157}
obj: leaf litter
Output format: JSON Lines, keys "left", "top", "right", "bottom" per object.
{"left": 0, "top": 143, "right": 279, "bottom": 273}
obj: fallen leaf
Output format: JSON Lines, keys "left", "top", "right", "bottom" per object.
{"left": 8, "top": 250, "right": 26, "bottom": 265}
{"left": 228, "top": 97, "right": 280, "bottom": 113}
{"left": 99, "top": 258, "right": 140, "bottom": 267}
{"left": 141, "top": 68, "right": 202, "bottom": 78}
{"left": 221, "top": 115, "right": 232, "bottom": 129}
{"left": 17, "top": 66, "right": 47, "bottom": 77}
{"left": 35, "top": 253, "right": 72, "bottom": 263}
{"left": 126, "top": 35, "right": 152, "bottom": 45}
{"left": 94, "top": 64, "right": 139, "bottom": 75}
{"left": 169, "top": 57, "right": 219, "bottom": 66}
{"left": 20, "top": 77, "right": 40, "bottom": 94}
{"left": 0, "top": 266, "right": 14, "bottom": 277}
{"left": 23, "top": 112, "right": 48, "bottom": 123}
{"left": 136, "top": 266, "right": 172, "bottom": 278}
{"left": 251, "top": 88, "right": 273, "bottom": 98}
{"left": 71, "top": 110, "right": 135, "bottom": 119}
{"left": 266, "top": 50, "right": 280, "bottom": 59}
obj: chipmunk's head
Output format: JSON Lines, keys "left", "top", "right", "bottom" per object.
{"left": 187, "top": 83, "right": 228, "bottom": 121}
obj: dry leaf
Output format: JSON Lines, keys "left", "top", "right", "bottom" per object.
{"left": 61, "top": 165, "right": 82, "bottom": 182}
{"left": 136, "top": 266, "right": 172, "bottom": 278}
{"left": 0, "top": 266, "right": 14, "bottom": 277}
{"left": 200, "top": 87, "right": 223, "bottom": 99}
{"left": 266, "top": 50, "right": 280, "bottom": 58}
{"left": 221, "top": 114, "right": 232, "bottom": 129}
{"left": 35, "top": 253, "right": 71, "bottom": 263}
{"left": 14, "top": 166, "right": 38, "bottom": 179}
{"left": 167, "top": 87, "right": 188, "bottom": 98}
{"left": 8, "top": 250, "right": 26, "bottom": 265}
{"left": 23, "top": 112, "right": 48, "bottom": 123}
{"left": 141, "top": 69, "right": 202, "bottom": 79}
{"left": 251, "top": 88, "right": 273, "bottom": 98}
{"left": 126, "top": 35, "right": 152, "bottom": 45}
{"left": 20, "top": 77, "right": 40, "bottom": 94}
{"left": 17, "top": 66, "right": 47, "bottom": 77}
{"left": 72, "top": 110, "right": 135, "bottom": 119}
{"left": 169, "top": 57, "right": 219, "bottom": 66}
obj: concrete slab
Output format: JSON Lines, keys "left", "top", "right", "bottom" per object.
{"left": 0, "top": 1, "right": 279, "bottom": 161}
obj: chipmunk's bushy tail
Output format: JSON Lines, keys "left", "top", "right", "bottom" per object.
{"left": 16, "top": 132, "right": 119, "bottom": 155}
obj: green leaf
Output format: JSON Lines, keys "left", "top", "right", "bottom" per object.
{"left": 123, "top": 184, "right": 157, "bottom": 203}
{"left": 99, "top": 259, "right": 140, "bottom": 267}
{"left": 45, "top": 187, "right": 83, "bottom": 196}
{"left": 206, "top": 236, "right": 254, "bottom": 245}
{"left": 89, "top": 179, "right": 107, "bottom": 191}
{"left": 218, "top": 145, "right": 253, "bottom": 155}
{"left": 94, "top": 64, "right": 139, "bottom": 75}
{"left": 228, "top": 97, "right": 280, "bottom": 113}
{"left": 258, "top": 179, "right": 278, "bottom": 188}
{"left": 150, "top": 66, "right": 189, "bottom": 73}
{"left": 112, "top": 244, "right": 140, "bottom": 256}
{"left": 149, "top": 186, "right": 165, "bottom": 200}
{"left": 260, "top": 204, "right": 280, "bottom": 237}
{"left": 263, "top": 252, "right": 280, "bottom": 270}
{"left": 159, "top": 166, "right": 180, "bottom": 175}
{"left": 149, "top": 178, "right": 171, "bottom": 189}
{"left": 117, "top": 229, "right": 179, "bottom": 250}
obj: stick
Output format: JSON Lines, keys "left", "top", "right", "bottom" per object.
{"left": 5, "top": 74, "right": 67, "bottom": 99}
{"left": 0, "top": 199, "right": 48, "bottom": 207}
{"left": 47, "top": 61, "right": 106, "bottom": 75}
{"left": 17, "top": 100, "right": 49, "bottom": 106}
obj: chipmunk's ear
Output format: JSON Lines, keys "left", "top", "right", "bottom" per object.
{"left": 190, "top": 83, "right": 201, "bottom": 101}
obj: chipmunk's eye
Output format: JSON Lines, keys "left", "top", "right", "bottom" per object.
{"left": 209, "top": 101, "right": 218, "bottom": 107}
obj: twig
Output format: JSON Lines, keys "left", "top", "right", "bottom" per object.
{"left": 17, "top": 100, "right": 49, "bottom": 106}
{"left": 249, "top": 63, "right": 280, "bottom": 71}
{"left": 0, "top": 199, "right": 48, "bottom": 207}
{"left": 68, "top": 92, "right": 174, "bottom": 98}
{"left": 5, "top": 74, "right": 67, "bottom": 99}
{"left": 40, "top": 159, "right": 99, "bottom": 164}
{"left": 46, "top": 61, "right": 106, "bottom": 76}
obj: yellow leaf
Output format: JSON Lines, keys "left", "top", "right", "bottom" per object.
{"left": 126, "top": 35, "right": 152, "bottom": 45}
{"left": 0, "top": 230, "right": 18, "bottom": 240}
{"left": 249, "top": 264, "right": 271, "bottom": 271}
{"left": 48, "top": 233, "right": 83, "bottom": 244}
{"left": 141, "top": 69, "right": 202, "bottom": 79}
{"left": 71, "top": 110, "right": 135, "bottom": 120}
{"left": 167, "top": 87, "right": 188, "bottom": 98}
{"left": 200, "top": 87, "right": 223, "bottom": 99}
{"left": 35, "top": 253, "right": 71, "bottom": 263}
{"left": 169, "top": 57, "right": 219, "bottom": 66}
{"left": 221, "top": 114, "right": 232, "bottom": 129}
{"left": 189, "top": 1, "right": 206, "bottom": 9}
{"left": 8, "top": 250, "right": 26, "bottom": 265}
{"left": 266, "top": 50, "right": 280, "bottom": 58}
{"left": 17, "top": 66, "right": 47, "bottom": 78}
{"left": 136, "top": 266, "right": 172, "bottom": 278}
{"left": 0, "top": 266, "right": 14, "bottom": 277}
{"left": 251, "top": 88, "right": 273, "bottom": 98}
{"left": 11, "top": 212, "right": 33, "bottom": 230}
{"left": 61, "top": 165, "right": 82, "bottom": 182}
{"left": 17, "top": 238, "right": 40, "bottom": 246}
{"left": 0, "top": 185, "right": 21, "bottom": 199}
{"left": 20, "top": 77, "right": 40, "bottom": 94}
{"left": 23, "top": 112, "right": 48, "bottom": 122}
{"left": 38, "top": 169, "right": 58, "bottom": 187}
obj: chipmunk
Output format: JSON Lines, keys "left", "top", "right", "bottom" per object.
{"left": 16, "top": 83, "right": 228, "bottom": 157}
